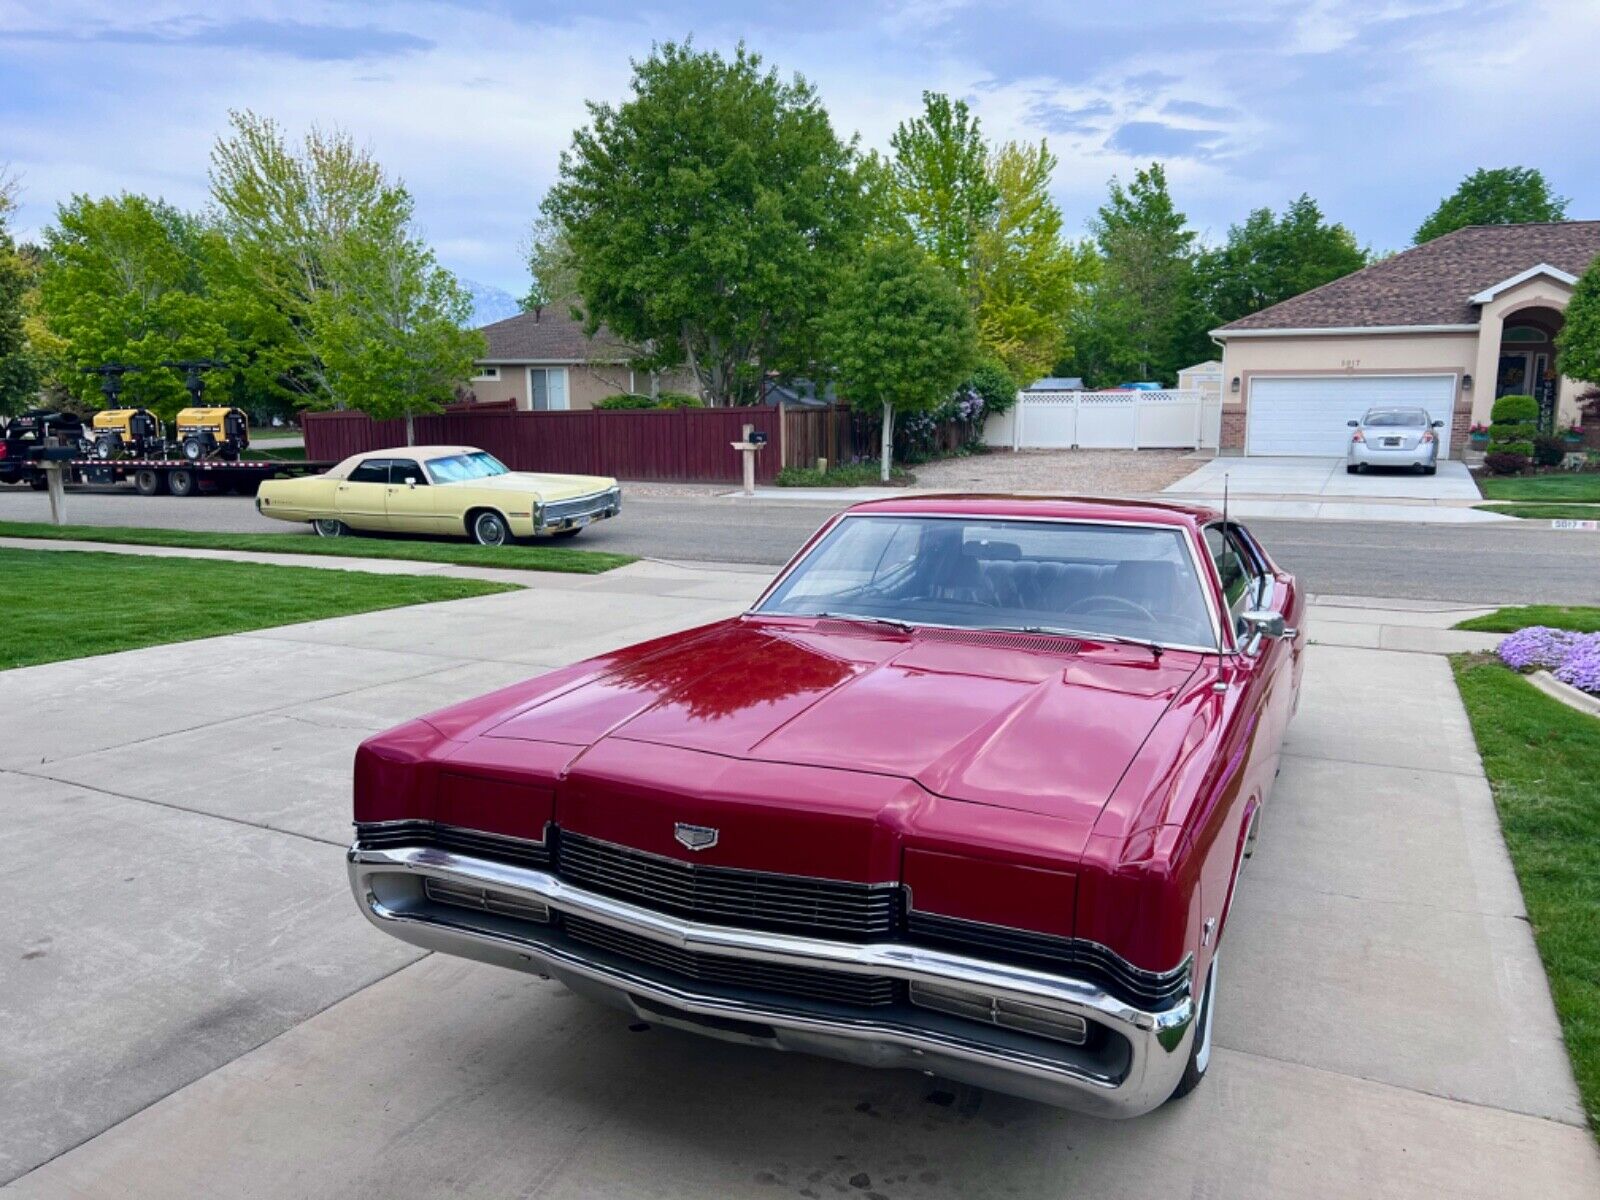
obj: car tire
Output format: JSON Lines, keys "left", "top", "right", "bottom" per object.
{"left": 471, "top": 510, "right": 510, "bottom": 546}
{"left": 133, "top": 468, "right": 166, "bottom": 496}
{"left": 1167, "top": 952, "right": 1219, "bottom": 1102}
{"left": 167, "top": 468, "right": 196, "bottom": 497}
{"left": 1345, "top": 464, "right": 1358, "bottom": 474}
{"left": 312, "top": 518, "right": 348, "bottom": 538}
{"left": 27, "top": 475, "right": 47, "bottom": 491}
{"left": 1424, "top": 465, "right": 1437, "bottom": 476}
{"left": 550, "top": 526, "right": 583, "bottom": 539}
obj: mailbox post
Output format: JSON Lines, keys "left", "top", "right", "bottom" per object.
{"left": 730, "top": 424, "right": 768, "bottom": 497}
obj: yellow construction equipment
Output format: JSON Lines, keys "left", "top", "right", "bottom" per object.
{"left": 87, "top": 408, "right": 164, "bottom": 459}
{"left": 175, "top": 406, "right": 250, "bottom": 461}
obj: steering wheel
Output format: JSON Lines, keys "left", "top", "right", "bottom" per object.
{"left": 1064, "top": 594, "right": 1154, "bottom": 620}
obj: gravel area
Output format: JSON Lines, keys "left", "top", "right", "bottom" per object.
{"left": 909, "top": 448, "right": 1206, "bottom": 495}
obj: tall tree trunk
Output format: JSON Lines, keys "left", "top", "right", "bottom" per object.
{"left": 879, "top": 401, "right": 894, "bottom": 483}
{"left": 404, "top": 410, "right": 415, "bottom": 445}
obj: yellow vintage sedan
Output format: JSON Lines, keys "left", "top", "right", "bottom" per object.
{"left": 255, "top": 445, "right": 621, "bottom": 545}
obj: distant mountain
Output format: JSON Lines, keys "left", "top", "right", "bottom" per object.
{"left": 460, "top": 279, "right": 522, "bottom": 329}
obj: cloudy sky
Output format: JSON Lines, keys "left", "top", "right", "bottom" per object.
{"left": 3, "top": 1, "right": 1596, "bottom": 295}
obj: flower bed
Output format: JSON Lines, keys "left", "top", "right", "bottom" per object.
{"left": 1499, "top": 626, "right": 1600, "bottom": 694}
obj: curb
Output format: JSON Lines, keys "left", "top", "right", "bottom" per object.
{"left": 1528, "top": 670, "right": 1600, "bottom": 718}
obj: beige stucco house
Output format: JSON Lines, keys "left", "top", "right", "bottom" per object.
{"left": 1211, "top": 222, "right": 1600, "bottom": 458}
{"left": 462, "top": 310, "right": 700, "bottom": 411}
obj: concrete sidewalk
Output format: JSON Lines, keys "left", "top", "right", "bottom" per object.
{"left": 3, "top": 579, "right": 1596, "bottom": 1198}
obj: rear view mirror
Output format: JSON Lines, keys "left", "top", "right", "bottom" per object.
{"left": 1347, "top": 420, "right": 1359, "bottom": 427}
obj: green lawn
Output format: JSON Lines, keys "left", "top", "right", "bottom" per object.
{"left": 1452, "top": 656, "right": 1600, "bottom": 1133}
{"left": 0, "top": 520, "right": 635, "bottom": 574}
{"left": 245, "top": 444, "right": 306, "bottom": 461}
{"left": 1456, "top": 606, "right": 1600, "bottom": 633}
{"left": 1478, "top": 503, "right": 1600, "bottom": 521}
{"left": 0, "top": 547, "right": 516, "bottom": 670}
{"left": 1478, "top": 473, "right": 1600, "bottom": 502}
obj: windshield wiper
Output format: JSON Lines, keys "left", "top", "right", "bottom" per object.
{"left": 809, "top": 611, "right": 916, "bottom": 633}
{"left": 983, "top": 623, "right": 1165, "bottom": 661}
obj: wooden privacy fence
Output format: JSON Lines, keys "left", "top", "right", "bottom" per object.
{"left": 303, "top": 405, "right": 787, "bottom": 483}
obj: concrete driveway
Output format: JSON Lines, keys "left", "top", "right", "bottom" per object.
{"left": 3, "top": 563, "right": 1597, "bottom": 1198}
{"left": 1164, "top": 456, "right": 1504, "bottom": 524}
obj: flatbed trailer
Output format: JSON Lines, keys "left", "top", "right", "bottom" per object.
{"left": 54, "top": 457, "right": 335, "bottom": 497}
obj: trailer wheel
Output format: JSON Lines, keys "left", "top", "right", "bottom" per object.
{"left": 28, "top": 475, "right": 47, "bottom": 491}
{"left": 134, "top": 468, "right": 167, "bottom": 496}
{"left": 167, "top": 468, "right": 196, "bottom": 497}
{"left": 312, "top": 518, "right": 348, "bottom": 538}
{"left": 182, "top": 436, "right": 206, "bottom": 461}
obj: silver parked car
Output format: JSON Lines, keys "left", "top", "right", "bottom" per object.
{"left": 1346, "top": 406, "right": 1443, "bottom": 475}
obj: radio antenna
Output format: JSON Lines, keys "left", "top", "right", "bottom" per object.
{"left": 1212, "top": 473, "right": 1230, "bottom": 693}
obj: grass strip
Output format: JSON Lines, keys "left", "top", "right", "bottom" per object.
{"left": 1477, "top": 503, "right": 1600, "bottom": 521}
{"left": 1478, "top": 474, "right": 1600, "bottom": 502}
{"left": 0, "top": 520, "right": 635, "bottom": 574}
{"left": 1455, "top": 606, "right": 1600, "bottom": 634}
{"left": 0, "top": 546, "right": 516, "bottom": 670}
{"left": 1451, "top": 655, "right": 1600, "bottom": 1134}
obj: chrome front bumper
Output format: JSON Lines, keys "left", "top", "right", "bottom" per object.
{"left": 533, "top": 486, "right": 621, "bottom": 533}
{"left": 348, "top": 844, "right": 1196, "bottom": 1117}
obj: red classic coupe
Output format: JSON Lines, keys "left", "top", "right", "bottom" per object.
{"left": 348, "top": 496, "right": 1304, "bottom": 1116}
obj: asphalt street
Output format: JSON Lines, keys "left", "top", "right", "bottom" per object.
{"left": 2, "top": 484, "right": 1597, "bottom": 605}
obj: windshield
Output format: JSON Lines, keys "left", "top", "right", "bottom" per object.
{"left": 1363, "top": 410, "right": 1427, "bottom": 428}
{"left": 425, "top": 451, "right": 510, "bottom": 483}
{"left": 757, "top": 515, "right": 1217, "bottom": 648}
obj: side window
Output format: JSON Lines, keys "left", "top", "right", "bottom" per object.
{"left": 389, "top": 459, "right": 426, "bottom": 485}
{"left": 1205, "top": 524, "right": 1264, "bottom": 633}
{"left": 348, "top": 459, "right": 390, "bottom": 484}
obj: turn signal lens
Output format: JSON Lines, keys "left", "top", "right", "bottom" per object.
{"left": 1350, "top": 428, "right": 1365, "bottom": 443}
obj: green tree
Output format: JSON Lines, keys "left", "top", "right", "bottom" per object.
{"left": 888, "top": 92, "right": 998, "bottom": 292}
{"left": 0, "top": 172, "right": 39, "bottom": 415}
{"left": 520, "top": 215, "right": 580, "bottom": 320}
{"left": 822, "top": 240, "right": 976, "bottom": 481}
{"left": 1414, "top": 167, "right": 1568, "bottom": 244}
{"left": 972, "top": 140, "right": 1083, "bottom": 383}
{"left": 1182, "top": 193, "right": 1367, "bottom": 362}
{"left": 544, "top": 42, "right": 866, "bottom": 406}
{"left": 211, "top": 110, "right": 482, "bottom": 436}
{"left": 1556, "top": 258, "right": 1600, "bottom": 387}
{"left": 1072, "top": 164, "right": 1195, "bottom": 384}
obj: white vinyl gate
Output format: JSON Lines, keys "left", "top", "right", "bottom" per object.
{"left": 983, "top": 389, "right": 1219, "bottom": 451}
{"left": 1245, "top": 375, "right": 1458, "bottom": 458}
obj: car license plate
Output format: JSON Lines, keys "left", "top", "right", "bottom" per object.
{"left": 1383, "top": 437, "right": 1401, "bottom": 447}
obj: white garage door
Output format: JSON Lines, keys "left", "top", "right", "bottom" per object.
{"left": 1246, "top": 375, "right": 1458, "bottom": 457}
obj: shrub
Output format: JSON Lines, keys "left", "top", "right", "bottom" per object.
{"left": 1533, "top": 434, "right": 1568, "bottom": 467}
{"left": 776, "top": 462, "right": 913, "bottom": 487}
{"left": 963, "top": 359, "right": 1019, "bottom": 417}
{"left": 595, "top": 392, "right": 704, "bottom": 410}
{"left": 1490, "top": 393, "right": 1539, "bottom": 424}
{"left": 1483, "top": 450, "right": 1530, "bottom": 475}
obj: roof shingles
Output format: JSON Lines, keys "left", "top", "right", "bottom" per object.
{"left": 1218, "top": 222, "right": 1600, "bottom": 332}
{"left": 476, "top": 309, "right": 636, "bottom": 362}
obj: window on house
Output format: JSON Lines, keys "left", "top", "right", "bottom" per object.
{"left": 527, "top": 367, "right": 569, "bottom": 411}
{"left": 471, "top": 365, "right": 500, "bottom": 381}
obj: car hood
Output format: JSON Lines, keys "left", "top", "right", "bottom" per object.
{"left": 443, "top": 471, "right": 616, "bottom": 498}
{"left": 479, "top": 617, "right": 1201, "bottom": 824}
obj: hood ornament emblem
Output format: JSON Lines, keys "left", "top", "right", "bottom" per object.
{"left": 674, "top": 822, "right": 718, "bottom": 852}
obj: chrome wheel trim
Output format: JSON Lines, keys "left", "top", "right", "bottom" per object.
{"left": 474, "top": 512, "right": 507, "bottom": 546}
{"left": 313, "top": 518, "right": 344, "bottom": 538}
{"left": 1194, "top": 954, "right": 1218, "bottom": 1074}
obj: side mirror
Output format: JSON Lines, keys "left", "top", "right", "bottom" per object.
{"left": 407, "top": 478, "right": 417, "bottom": 489}
{"left": 1346, "top": 420, "right": 1359, "bottom": 427}
{"left": 1240, "top": 609, "right": 1289, "bottom": 642}
{"left": 1432, "top": 420, "right": 1444, "bottom": 428}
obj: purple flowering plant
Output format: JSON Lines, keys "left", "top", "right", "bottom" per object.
{"left": 1499, "top": 626, "right": 1600, "bottom": 695}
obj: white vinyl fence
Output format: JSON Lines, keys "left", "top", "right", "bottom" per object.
{"left": 984, "top": 389, "right": 1221, "bottom": 451}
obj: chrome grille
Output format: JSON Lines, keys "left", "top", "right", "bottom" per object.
{"left": 354, "top": 821, "right": 550, "bottom": 869}
{"left": 906, "top": 911, "right": 1189, "bottom": 1010}
{"left": 557, "top": 832, "right": 897, "bottom": 939}
{"left": 424, "top": 877, "right": 550, "bottom": 923}
{"left": 563, "top": 915, "right": 897, "bottom": 1007}
{"left": 543, "top": 488, "right": 618, "bottom": 524}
